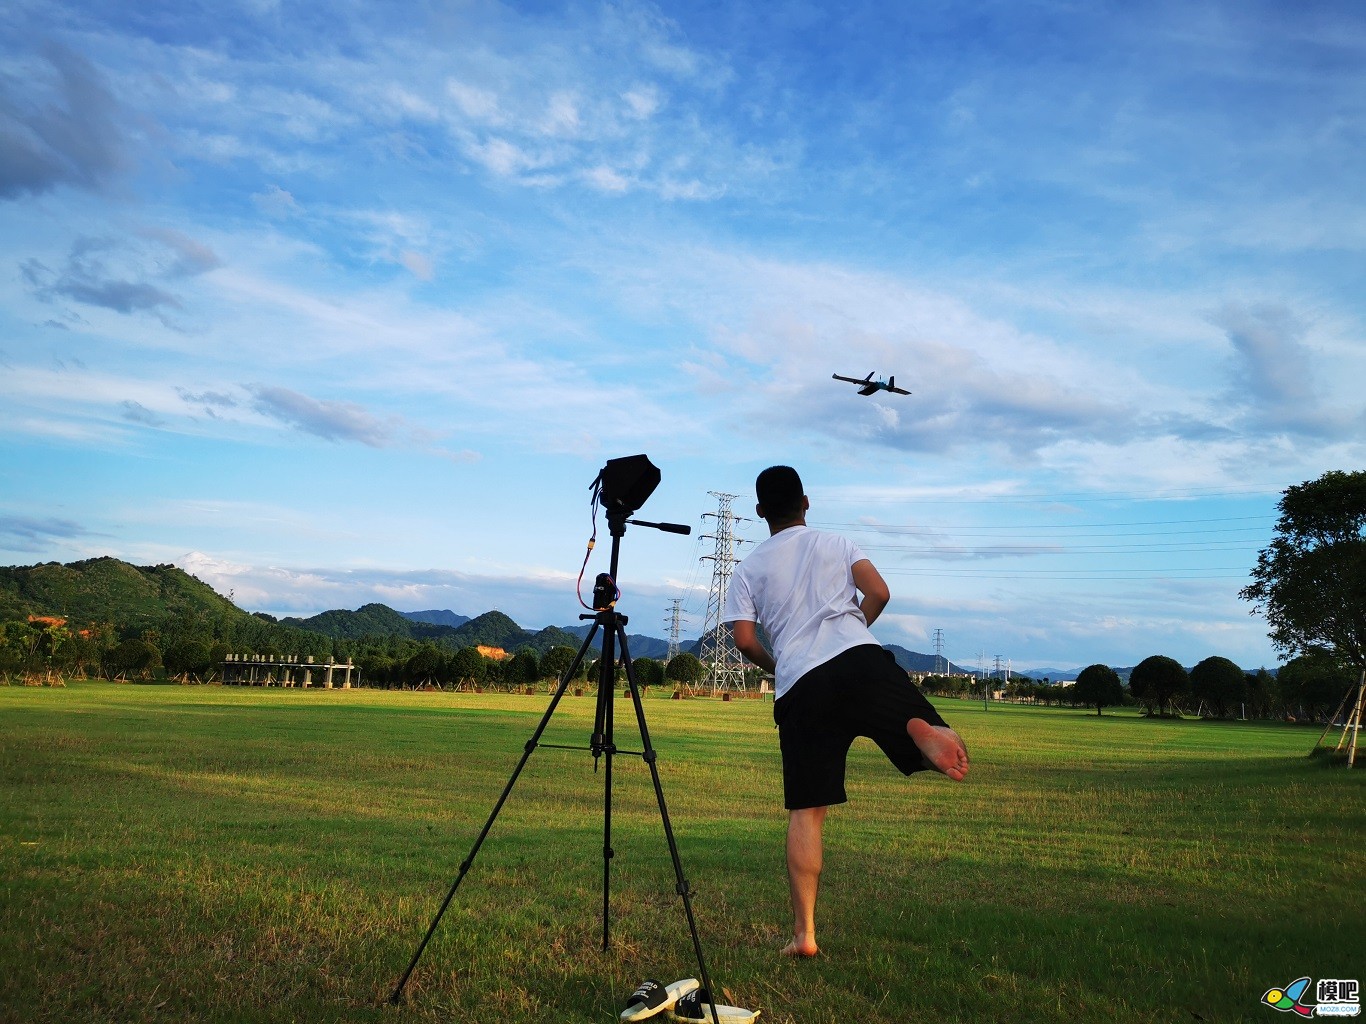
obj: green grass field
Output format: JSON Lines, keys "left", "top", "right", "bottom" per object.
{"left": 1, "top": 682, "right": 1361, "bottom": 1023}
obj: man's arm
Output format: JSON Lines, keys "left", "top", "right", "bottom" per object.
{"left": 851, "top": 558, "right": 890, "bottom": 627}
{"left": 731, "top": 620, "right": 776, "bottom": 674}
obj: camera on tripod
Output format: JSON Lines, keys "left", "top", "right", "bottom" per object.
{"left": 591, "top": 455, "right": 691, "bottom": 536}
{"left": 391, "top": 455, "right": 720, "bottom": 1024}
{"left": 592, "top": 454, "right": 661, "bottom": 518}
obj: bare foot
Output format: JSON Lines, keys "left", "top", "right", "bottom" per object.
{"left": 782, "top": 937, "right": 819, "bottom": 957}
{"left": 907, "top": 719, "right": 970, "bottom": 781}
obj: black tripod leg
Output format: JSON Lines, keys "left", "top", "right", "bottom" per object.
{"left": 601, "top": 700, "right": 614, "bottom": 951}
{"left": 388, "top": 623, "right": 602, "bottom": 1005}
{"left": 617, "top": 628, "right": 722, "bottom": 1024}
{"left": 594, "top": 613, "right": 620, "bottom": 951}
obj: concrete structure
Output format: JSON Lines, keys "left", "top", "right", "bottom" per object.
{"left": 221, "top": 653, "right": 357, "bottom": 688}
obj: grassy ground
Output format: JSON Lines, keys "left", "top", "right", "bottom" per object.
{"left": 1, "top": 682, "right": 1361, "bottom": 1024}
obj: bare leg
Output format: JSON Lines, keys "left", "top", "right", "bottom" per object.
{"left": 907, "top": 718, "right": 970, "bottom": 781}
{"left": 783, "top": 806, "right": 826, "bottom": 956}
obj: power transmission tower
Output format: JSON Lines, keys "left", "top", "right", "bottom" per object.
{"left": 665, "top": 599, "right": 684, "bottom": 663}
{"left": 932, "top": 628, "right": 945, "bottom": 675}
{"left": 699, "top": 492, "right": 751, "bottom": 693}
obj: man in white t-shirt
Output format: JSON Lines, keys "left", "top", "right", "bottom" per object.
{"left": 723, "top": 465, "right": 970, "bottom": 958}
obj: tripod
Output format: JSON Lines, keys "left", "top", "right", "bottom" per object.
{"left": 390, "top": 510, "right": 721, "bottom": 1024}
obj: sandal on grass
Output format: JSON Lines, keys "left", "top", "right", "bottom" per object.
{"left": 670, "top": 988, "right": 760, "bottom": 1023}
{"left": 621, "top": 979, "right": 701, "bottom": 1022}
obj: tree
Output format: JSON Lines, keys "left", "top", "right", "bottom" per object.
{"left": 1241, "top": 470, "right": 1366, "bottom": 673}
{"left": 1188, "top": 656, "right": 1246, "bottom": 718}
{"left": 1073, "top": 663, "right": 1124, "bottom": 716}
{"left": 0, "top": 621, "right": 38, "bottom": 679}
{"left": 104, "top": 638, "right": 162, "bottom": 680}
{"left": 1278, "top": 649, "right": 1357, "bottom": 718}
{"left": 505, "top": 648, "right": 539, "bottom": 687}
{"left": 540, "top": 644, "right": 580, "bottom": 683}
{"left": 1244, "top": 668, "right": 1279, "bottom": 718}
{"left": 633, "top": 656, "right": 664, "bottom": 687}
{"left": 404, "top": 646, "right": 444, "bottom": 687}
{"left": 1128, "top": 655, "right": 1188, "bottom": 717}
{"left": 357, "top": 651, "right": 396, "bottom": 688}
{"left": 665, "top": 653, "right": 704, "bottom": 685}
{"left": 164, "top": 639, "right": 214, "bottom": 681}
{"left": 449, "top": 646, "right": 485, "bottom": 686}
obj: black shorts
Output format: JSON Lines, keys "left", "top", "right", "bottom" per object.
{"left": 773, "top": 644, "right": 949, "bottom": 810}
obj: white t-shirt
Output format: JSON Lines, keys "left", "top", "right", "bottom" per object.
{"left": 722, "top": 526, "right": 877, "bottom": 699}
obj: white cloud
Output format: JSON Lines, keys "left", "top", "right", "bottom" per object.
{"left": 542, "top": 91, "right": 581, "bottom": 136}
{"left": 623, "top": 85, "right": 660, "bottom": 119}
{"left": 584, "top": 164, "right": 630, "bottom": 192}
{"left": 246, "top": 385, "right": 400, "bottom": 447}
{"left": 466, "top": 136, "right": 538, "bottom": 176}
{"left": 252, "top": 184, "right": 301, "bottom": 217}
{"left": 446, "top": 79, "right": 501, "bottom": 121}
{"left": 399, "top": 250, "right": 434, "bottom": 280}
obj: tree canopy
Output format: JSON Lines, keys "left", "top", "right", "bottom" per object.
{"left": 1188, "top": 656, "right": 1245, "bottom": 718}
{"left": 1129, "top": 655, "right": 1188, "bottom": 716}
{"left": 666, "top": 652, "right": 704, "bottom": 684}
{"left": 1278, "top": 649, "right": 1357, "bottom": 716}
{"left": 1073, "top": 663, "right": 1124, "bottom": 715}
{"left": 1241, "top": 469, "right": 1366, "bottom": 670}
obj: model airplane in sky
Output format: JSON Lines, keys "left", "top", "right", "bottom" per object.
{"left": 832, "top": 371, "right": 912, "bottom": 396}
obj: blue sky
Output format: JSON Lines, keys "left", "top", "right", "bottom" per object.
{"left": 2, "top": 0, "right": 1363, "bottom": 672}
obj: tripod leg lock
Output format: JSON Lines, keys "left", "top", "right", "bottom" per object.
{"left": 605, "top": 846, "right": 615, "bottom": 860}
{"left": 675, "top": 880, "right": 691, "bottom": 896}
{"left": 642, "top": 750, "right": 657, "bottom": 764}
{"left": 524, "top": 740, "right": 537, "bottom": 753}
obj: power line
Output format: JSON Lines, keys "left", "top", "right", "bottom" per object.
{"left": 880, "top": 568, "right": 1251, "bottom": 580}
{"left": 803, "top": 484, "right": 1286, "bottom": 505}
{"left": 856, "top": 541, "right": 1260, "bottom": 555}
{"left": 810, "top": 516, "right": 1274, "bottom": 533}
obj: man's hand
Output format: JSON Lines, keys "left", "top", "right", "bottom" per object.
{"left": 730, "top": 620, "right": 776, "bottom": 674}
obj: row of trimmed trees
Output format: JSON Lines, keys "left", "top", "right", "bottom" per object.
{"left": 0, "top": 615, "right": 712, "bottom": 693}
{"left": 0, "top": 612, "right": 336, "bottom": 683}
{"left": 1074, "top": 650, "right": 1356, "bottom": 719}
{"left": 917, "top": 649, "right": 1356, "bottom": 721}
{"left": 358, "top": 645, "right": 708, "bottom": 691}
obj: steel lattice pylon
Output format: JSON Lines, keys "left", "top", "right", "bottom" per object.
{"left": 665, "top": 598, "right": 683, "bottom": 663}
{"left": 699, "top": 492, "right": 750, "bottom": 693}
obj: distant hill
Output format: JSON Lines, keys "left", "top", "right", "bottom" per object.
{"left": 0, "top": 557, "right": 1120, "bottom": 673}
{"left": 557, "top": 623, "right": 686, "bottom": 661}
{"left": 0, "top": 556, "right": 244, "bottom": 633}
{"left": 884, "top": 643, "right": 969, "bottom": 676}
{"left": 281, "top": 605, "right": 589, "bottom": 656}
{"left": 282, "top": 603, "right": 432, "bottom": 639}
{"left": 401, "top": 609, "right": 471, "bottom": 629}
{"left": 1020, "top": 666, "right": 1084, "bottom": 683}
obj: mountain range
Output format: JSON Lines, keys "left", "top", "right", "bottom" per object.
{"left": 1, "top": 557, "right": 1081, "bottom": 676}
